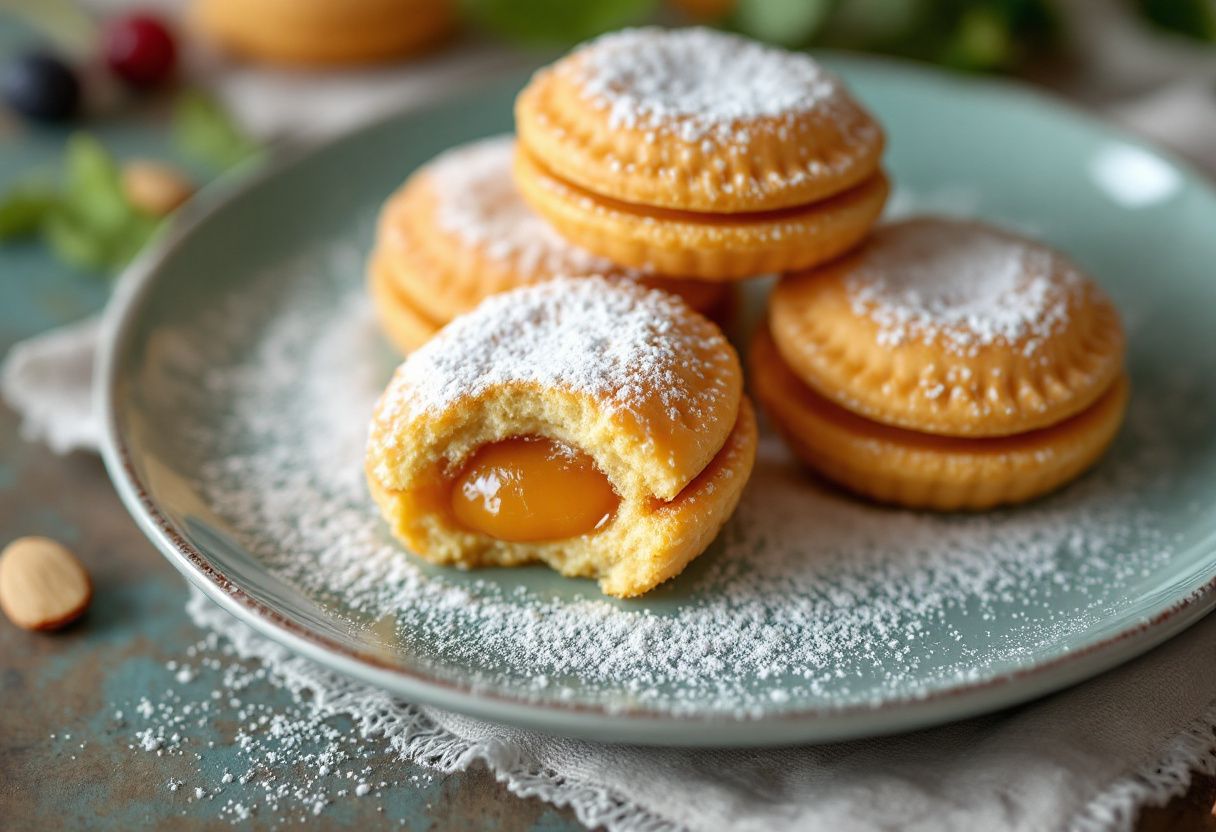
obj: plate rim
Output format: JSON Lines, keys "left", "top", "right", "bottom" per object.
{"left": 97, "top": 55, "right": 1216, "bottom": 747}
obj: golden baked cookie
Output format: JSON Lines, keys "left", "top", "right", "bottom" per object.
{"left": 513, "top": 27, "right": 889, "bottom": 281}
{"left": 367, "top": 250, "right": 442, "bottom": 353}
{"left": 769, "top": 218, "right": 1125, "bottom": 438}
{"left": 751, "top": 326, "right": 1130, "bottom": 511}
{"left": 366, "top": 277, "right": 758, "bottom": 597}
{"left": 192, "top": 0, "right": 455, "bottom": 66}
{"left": 516, "top": 27, "right": 884, "bottom": 212}
{"left": 371, "top": 135, "right": 728, "bottom": 328}
{"left": 514, "top": 147, "right": 889, "bottom": 281}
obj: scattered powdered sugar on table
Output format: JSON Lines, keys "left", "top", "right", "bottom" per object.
{"left": 103, "top": 597, "right": 446, "bottom": 826}
{"left": 148, "top": 230, "right": 1210, "bottom": 718}
{"left": 847, "top": 218, "right": 1083, "bottom": 356}
{"left": 429, "top": 134, "right": 641, "bottom": 277}
{"left": 372, "top": 276, "right": 732, "bottom": 431}
{"left": 570, "top": 27, "right": 839, "bottom": 144}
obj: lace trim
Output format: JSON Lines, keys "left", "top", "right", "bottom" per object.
{"left": 1071, "top": 702, "right": 1216, "bottom": 832}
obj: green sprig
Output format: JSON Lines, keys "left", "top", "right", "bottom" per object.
{"left": 0, "top": 181, "right": 56, "bottom": 238}
{"left": 1138, "top": 0, "right": 1216, "bottom": 41}
{"left": 0, "top": 94, "right": 260, "bottom": 275}
{"left": 172, "top": 90, "right": 261, "bottom": 172}
{"left": 0, "top": 135, "right": 162, "bottom": 273}
{"left": 729, "top": 0, "right": 836, "bottom": 47}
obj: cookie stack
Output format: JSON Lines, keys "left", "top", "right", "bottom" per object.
{"left": 367, "top": 26, "right": 889, "bottom": 351}
{"left": 512, "top": 27, "right": 889, "bottom": 280}
{"left": 367, "top": 136, "right": 728, "bottom": 352}
{"left": 752, "top": 218, "right": 1127, "bottom": 510}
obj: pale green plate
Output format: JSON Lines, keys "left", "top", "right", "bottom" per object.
{"left": 99, "top": 58, "right": 1216, "bottom": 746}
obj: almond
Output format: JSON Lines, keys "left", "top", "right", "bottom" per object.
{"left": 0, "top": 537, "right": 92, "bottom": 631}
{"left": 122, "top": 160, "right": 194, "bottom": 217}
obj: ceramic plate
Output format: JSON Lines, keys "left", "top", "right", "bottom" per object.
{"left": 99, "top": 58, "right": 1216, "bottom": 746}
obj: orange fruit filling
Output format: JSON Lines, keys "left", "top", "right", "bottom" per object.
{"left": 450, "top": 436, "right": 619, "bottom": 542}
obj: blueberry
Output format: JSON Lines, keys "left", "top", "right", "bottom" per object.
{"left": 3, "top": 52, "right": 81, "bottom": 123}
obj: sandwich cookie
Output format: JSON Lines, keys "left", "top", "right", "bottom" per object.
{"left": 369, "top": 135, "right": 730, "bottom": 352}
{"left": 754, "top": 217, "right": 1127, "bottom": 509}
{"left": 366, "top": 277, "right": 757, "bottom": 596}
{"left": 513, "top": 27, "right": 889, "bottom": 281}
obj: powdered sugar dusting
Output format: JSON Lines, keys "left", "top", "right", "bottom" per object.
{"left": 104, "top": 607, "right": 441, "bottom": 825}
{"left": 428, "top": 135, "right": 639, "bottom": 277}
{"left": 374, "top": 277, "right": 732, "bottom": 429}
{"left": 570, "top": 27, "right": 840, "bottom": 145}
{"left": 140, "top": 227, "right": 1216, "bottom": 718}
{"left": 847, "top": 219, "right": 1083, "bottom": 356}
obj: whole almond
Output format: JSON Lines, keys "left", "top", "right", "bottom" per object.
{"left": 121, "top": 160, "right": 194, "bottom": 217}
{"left": 0, "top": 537, "right": 92, "bottom": 631}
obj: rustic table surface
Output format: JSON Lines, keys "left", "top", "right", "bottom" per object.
{"left": 3, "top": 15, "right": 1216, "bottom": 832}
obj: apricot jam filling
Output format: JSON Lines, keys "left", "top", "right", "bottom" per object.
{"left": 450, "top": 436, "right": 620, "bottom": 542}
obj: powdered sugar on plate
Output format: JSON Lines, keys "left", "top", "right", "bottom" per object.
{"left": 569, "top": 27, "right": 841, "bottom": 144}
{"left": 847, "top": 218, "right": 1084, "bottom": 356}
{"left": 135, "top": 221, "right": 1214, "bottom": 719}
{"left": 429, "top": 135, "right": 641, "bottom": 278}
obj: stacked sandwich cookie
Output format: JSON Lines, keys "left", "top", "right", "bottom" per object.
{"left": 367, "top": 135, "right": 729, "bottom": 352}
{"left": 512, "top": 27, "right": 889, "bottom": 281}
{"left": 752, "top": 218, "right": 1127, "bottom": 510}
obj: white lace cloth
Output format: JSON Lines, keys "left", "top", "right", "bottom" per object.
{"left": 1, "top": 317, "right": 102, "bottom": 454}
{"left": 8, "top": 6, "right": 1216, "bottom": 827}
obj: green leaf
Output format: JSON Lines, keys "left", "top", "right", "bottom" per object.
{"left": 941, "top": 6, "right": 1014, "bottom": 70}
{"left": 109, "top": 213, "right": 162, "bottom": 268}
{"left": 43, "top": 202, "right": 161, "bottom": 272}
{"left": 1138, "top": 0, "right": 1216, "bottom": 41}
{"left": 62, "top": 133, "right": 129, "bottom": 235}
{"left": 461, "top": 0, "right": 656, "bottom": 45}
{"left": 0, "top": 181, "right": 57, "bottom": 239}
{"left": 173, "top": 90, "right": 260, "bottom": 172}
{"left": 1, "top": 133, "right": 165, "bottom": 273}
{"left": 731, "top": 0, "right": 836, "bottom": 47}
{"left": 43, "top": 204, "right": 112, "bottom": 270}
{"left": 816, "top": 0, "right": 927, "bottom": 49}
